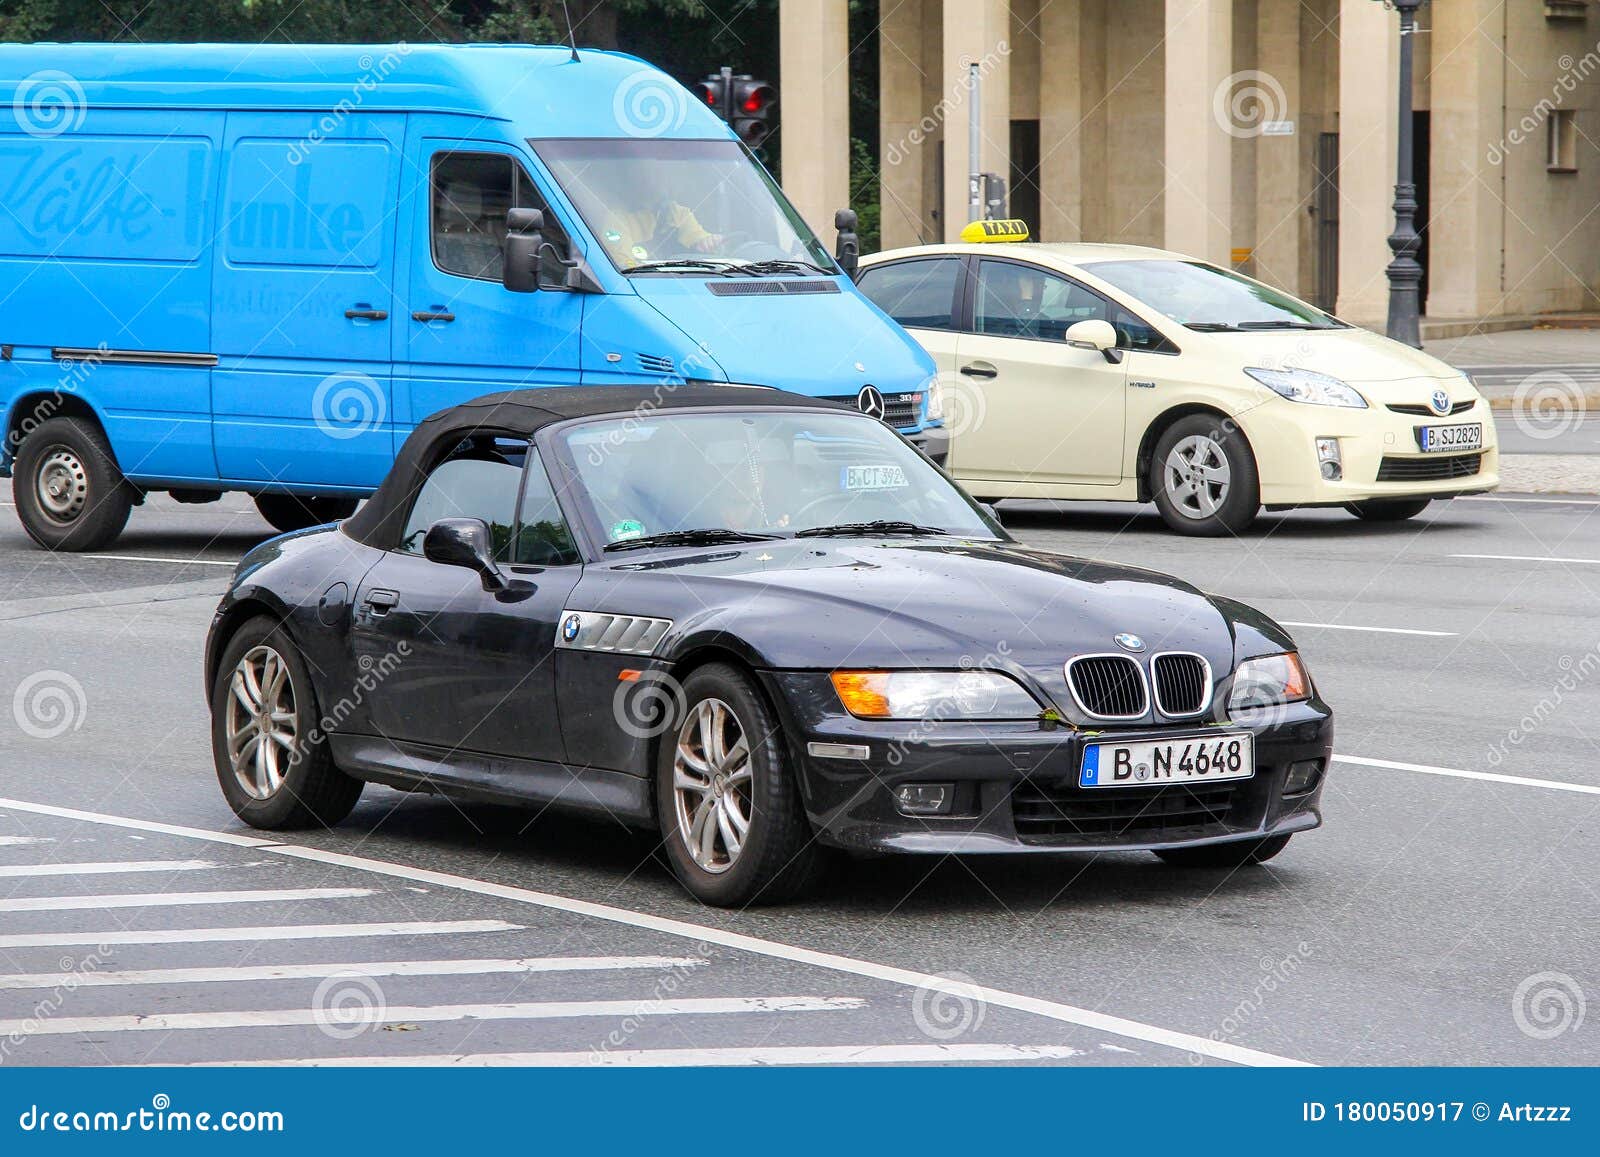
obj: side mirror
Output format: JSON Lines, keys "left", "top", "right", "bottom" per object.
{"left": 834, "top": 208, "right": 860, "bottom": 280}
{"left": 1065, "top": 319, "right": 1122, "bottom": 364}
{"left": 423, "top": 517, "right": 506, "bottom": 591}
{"left": 503, "top": 208, "right": 545, "bottom": 294}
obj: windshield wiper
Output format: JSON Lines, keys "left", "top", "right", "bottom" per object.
{"left": 1236, "top": 320, "right": 1328, "bottom": 330}
{"left": 604, "top": 528, "right": 781, "bottom": 553}
{"left": 625, "top": 259, "right": 740, "bottom": 275}
{"left": 1183, "top": 321, "right": 1244, "bottom": 332}
{"left": 796, "top": 520, "right": 949, "bottom": 539}
{"left": 733, "top": 259, "right": 835, "bottom": 277}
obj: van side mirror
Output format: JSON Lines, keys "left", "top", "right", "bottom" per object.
{"left": 1065, "top": 319, "right": 1123, "bottom": 365}
{"left": 423, "top": 518, "right": 507, "bottom": 591}
{"left": 503, "top": 208, "right": 545, "bottom": 294}
{"left": 834, "top": 208, "right": 860, "bottom": 280}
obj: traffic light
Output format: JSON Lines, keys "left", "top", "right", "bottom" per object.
{"left": 696, "top": 75, "right": 726, "bottom": 112}
{"left": 699, "top": 70, "right": 776, "bottom": 149}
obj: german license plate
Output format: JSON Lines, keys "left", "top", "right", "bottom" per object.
{"left": 1079, "top": 733, "right": 1254, "bottom": 789}
{"left": 1417, "top": 423, "right": 1483, "bottom": 453}
{"left": 841, "top": 464, "right": 907, "bottom": 491}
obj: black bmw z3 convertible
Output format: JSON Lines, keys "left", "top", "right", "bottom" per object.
{"left": 205, "top": 386, "right": 1332, "bottom": 906}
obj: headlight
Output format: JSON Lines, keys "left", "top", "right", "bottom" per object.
{"left": 1228, "top": 652, "right": 1312, "bottom": 710}
{"left": 1245, "top": 367, "right": 1368, "bottom": 409}
{"left": 924, "top": 379, "right": 946, "bottom": 423}
{"left": 831, "top": 670, "right": 1041, "bottom": 720}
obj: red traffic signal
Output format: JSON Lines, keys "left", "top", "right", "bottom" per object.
{"left": 732, "top": 79, "right": 776, "bottom": 147}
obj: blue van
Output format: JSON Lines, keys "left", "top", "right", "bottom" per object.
{"left": 0, "top": 43, "right": 944, "bottom": 550}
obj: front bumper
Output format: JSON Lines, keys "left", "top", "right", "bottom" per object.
{"left": 761, "top": 671, "right": 1332, "bottom": 855}
{"left": 906, "top": 425, "right": 950, "bottom": 466}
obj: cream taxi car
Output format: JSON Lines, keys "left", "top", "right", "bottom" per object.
{"left": 857, "top": 227, "right": 1497, "bottom": 535}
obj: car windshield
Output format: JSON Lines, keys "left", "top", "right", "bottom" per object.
{"left": 534, "top": 138, "right": 833, "bottom": 274}
{"left": 1081, "top": 259, "right": 1345, "bottom": 330}
{"left": 555, "top": 410, "right": 997, "bottom": 546}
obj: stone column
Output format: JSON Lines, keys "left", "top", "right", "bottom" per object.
{"left": 1163, "top": 0, "right": 1234, "bottom": 263}
{"left": 779, "top": 0, "right": 851, "bottom": 239}
{"left": 941, "top": 0, "right": 1012, "bottom": 239}
{"left": 1250, "top": 0, "right": 1306, "bottom": 294}
{"left": 1335, "top": 0, "right": 1399, "bottom": 323}
{"left": 1038, "top": 0, "right": 1084, "bottom": 241}
{"left": 880, "top": 0, "right": 933, "bottom": 248}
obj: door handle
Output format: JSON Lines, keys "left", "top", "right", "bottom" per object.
{"left": 411, "top": 310, "right": 456, "bottom": 323}
{"left": 345, "top": 308, "right": 389, "bottom": 321}
{"left": 960, "top": 363, "right": 998, "bottom": 380}
{"left": 363, "top": 589, "right": 399, "bottom": 614}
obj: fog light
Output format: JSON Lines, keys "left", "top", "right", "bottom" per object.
{"left": 1315, "top": 438, "right": 1342, "bottom": 481}
{"left": 1284, "top": 759, "right": 1323, "bottom": 796}
{"left": 895, "top": 783, "right": 954, "bottom": 816}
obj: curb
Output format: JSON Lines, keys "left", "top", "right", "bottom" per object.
{"left": 1486, "top": 394, "right": 1600, "bottom": 412}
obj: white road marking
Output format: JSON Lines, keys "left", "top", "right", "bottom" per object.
{"left": 1450, "top": 553, "right": 1600, "bottom": 565}
{"left": 0, "top": 796, "right": 1305, "bottom": 1067}
{"left": 1335, "top": 755, "right": 1600, "bottom": 797}
{"left": 1460, "top": 495, "right": 1600, "bottom": 507}
{"left": 0, "top": 920, "right": 521, "bottom": 950}
{"left": 212, "top": 1043, "right": 1087, "bottom": 1067}
{"left": 0, "top": 798, "right": 277, "bottom": 848}
{"left": 80, "top": 554, "right": 237, "bottom": 567}
{"left": 0, "top": 996, "right": 865, "bottom": 1038}
{"left": 0, "top": 956, "right": 708, "bottom": 990}
{"left": 0, "top": 887, "right": 371, "bottom": 913}
{"left": 0, "top": 859, "right": 226, "bottom": 878}
{"left": 1277, "top": 621, "right": 1457, "bottom": 638}
{"left": 0, "top": 836, "right": 52, "bottom": 846}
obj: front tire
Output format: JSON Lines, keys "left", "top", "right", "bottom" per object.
{"left": 1154, "top": 834, "right": 1290, "bottom": 868}
{"left": 1149, "top": 414, "right": 1260, "bottom": 536}
{"left": 254, "top": 493, "right": 360, "bottom": 534}
{"left": 12, "top": 417, "right": 135, "bottom": 551}
{"left": 655, "top": 664, "right": 826, "bottom": 907}
{"left": 1345, "top": 498, "right": 1431, "bottom": 522}
{"left": 211, "top": 616, "right": 362, "bottom": 829}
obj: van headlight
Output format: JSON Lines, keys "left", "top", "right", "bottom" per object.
{"left": 924, "top": 379, "right": 946, "bottom": 423}
{"left": 1228, "top": 652, "right": 1312, "bottom": 710}
{"left": 1245, "top": 367, "right": 1368, "bottom": 409}
{"left": 831, "top": 670, "right": 1040, "bottom": 720}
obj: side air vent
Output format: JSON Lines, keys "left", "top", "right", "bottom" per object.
{"left": 555, "top": 611, "right": 673, "bottom": 656}
{"left": 637, "top": 353, "right": 675, "bottom": 374}
{"left": 706, "top": 280, "right": 842, "bottom": 297}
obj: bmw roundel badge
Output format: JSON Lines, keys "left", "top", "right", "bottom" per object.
{"left": 561, "top": 614, "right": 582, "bottom": 642}
{"left": 1114, "top": 632, "right": 1146, "bottom": 653}
{"left": 1429, "top": 388, "right": 1451, "bottom": 415}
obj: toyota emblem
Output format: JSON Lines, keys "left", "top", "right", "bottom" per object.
{"left": 1429, "top": 388, "right": 1451, "bottom": 415}
{"left": 857, "top": 385, "right": 886, "bottom": 422}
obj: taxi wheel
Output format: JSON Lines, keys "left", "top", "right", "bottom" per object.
{"left": 1345, "top": 498, "right": 1431, "bottom": 522}
{"left": 211, "top": 616, "right": 363, "bottom": 830}
{"left": 1154, "top": 834, "right": 1291, "bottom": 869}
{"left": 12, "top": 417, "right": 135, "bottom": 552}
{"left": 655, "top": 664, "right": 826, "bottom": 907}
{"left": 254, "top": 494, "right": 360, "bottom": 534}
{"left": 1149, "top": 415, "right": 1260, "bottom": 536}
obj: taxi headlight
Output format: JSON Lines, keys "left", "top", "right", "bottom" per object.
{"left": 1228, "top": 652, "right": 1312, "bottom": 710}
{"left": 831, "top": 670, "right": 1041, "bottom": 720}
{"left": 1245, "top": 367, "right": 1368, "bottom": 409}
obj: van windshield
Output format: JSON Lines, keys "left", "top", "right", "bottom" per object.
{"left": 534, "top": 138, "right": 834, "bottom": 274}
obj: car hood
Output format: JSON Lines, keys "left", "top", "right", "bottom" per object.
{"left": 632, "top": 276, "right": 937, "bottom": 400}
{"left": 1211, "top": 327, "right": 1472, "bottom": 400}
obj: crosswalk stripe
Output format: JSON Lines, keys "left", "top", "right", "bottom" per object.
{"left": 0, "top": 859, "right": 227, "bottom": 878}
{"left": 0, "top": 887, "right": 371, "bottom": 913}
{"left": 0, "top": 920, "right": 520, "bottom": 949}
{"left": 0, "top": 957, "right": 708, "bottom": 990}
{"left": 207, "top": 1043, "right": 1088, "bottom": 1067}
{"left": 0, "top": 996, "right": 865, "bottom": 1037}
{"left": 0, "top": 837, "right": 53, "bottom": 847}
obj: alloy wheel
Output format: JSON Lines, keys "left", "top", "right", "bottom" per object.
{"left": 672, "top": 697, "right": 753, "bottom": 874}
{"left": 1163, "top": 434, "right": 1232, "bottom": 520}
{"left": 224, "top": 644, "right": 299, "bottom": 801}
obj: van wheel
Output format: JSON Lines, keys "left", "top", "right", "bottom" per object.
{"left": 254, "top": 494, "right": 360, "bottom": 533}
{"left": 12, "top": 417, "right": 135, "bottom": 551}
{"left": 1149, "top": 415, "right": 1260, "bottom": 536}
{"left": 1345, "top": 498, "right": 1431, "bottom": 522}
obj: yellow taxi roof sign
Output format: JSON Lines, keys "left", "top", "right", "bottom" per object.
{"left": 960, "top": 218, "right": 1030, "bottom": 243}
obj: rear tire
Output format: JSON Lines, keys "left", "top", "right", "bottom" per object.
{"left": 655, "top": 663, "right": 827, "bottom": 907}
{"left": 11, "top": 416, "right": 135, "bottom": 551}
{"left": 1154, "top": 834, "right": 1291, "bottom": 868}
{"left": 1345, "top": 498, "right": 1431, "bottom": 522}
{"left": 211, "top": 615, "right": 363, "bottom": 829}
{"left": 1149, "top": 414, "right": 1260, "bottom": 536}
{"left": 254, "top": 493, "right": 360, "bottom": 533}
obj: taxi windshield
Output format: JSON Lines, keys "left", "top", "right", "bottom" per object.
{"left": 534, "top": 138, "right": 833, "bottom": 274}
{"left": 1082, "top": 259, "right": 1346, "bottom": 331}
{"left": 556, "top": 410, "right": 997, "bottom": 546}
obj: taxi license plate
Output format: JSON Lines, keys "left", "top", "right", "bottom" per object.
{"left": 1417, "top": 423, "right": 1483, "bottom": 453}
{"left": 1079, "top": 734, "right": 1254, "bottom": 789}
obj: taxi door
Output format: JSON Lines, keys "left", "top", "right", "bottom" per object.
{"left": 853, "top": 254, "right": 965, "bottom": 388}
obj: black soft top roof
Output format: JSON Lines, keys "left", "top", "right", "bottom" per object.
{"left": 341, "top": 385, "right": 847, "bottom": 550}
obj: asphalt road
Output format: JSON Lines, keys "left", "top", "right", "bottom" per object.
{"left": 1, "top": 490, "right": 1598, "bottom": 1066}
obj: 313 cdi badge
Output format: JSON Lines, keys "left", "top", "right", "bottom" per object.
{"left": 205, "top": 386, "right": 1333, "bottom": 906}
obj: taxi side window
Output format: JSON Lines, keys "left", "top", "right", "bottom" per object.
{"left": 855, "top": 257, "right": 962, "bottom": 330}
{"left": 400, "top": 437, "right": 528, "bottom": 560}
{"left": 1113, "top": 306, "right": 1181, "bottom": 355}
{"left": 512, "top": 449, "right": 580, "bottom": 567}
{"left": 430, "top": 152, "right": 569, "bottom": 287}
{"left": 976, "top": 260, "right": 1110, "bottom": 342}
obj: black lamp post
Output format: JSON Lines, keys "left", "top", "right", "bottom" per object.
{"left": 1378, "top": 0, "right": 1426, "bottom": 348}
